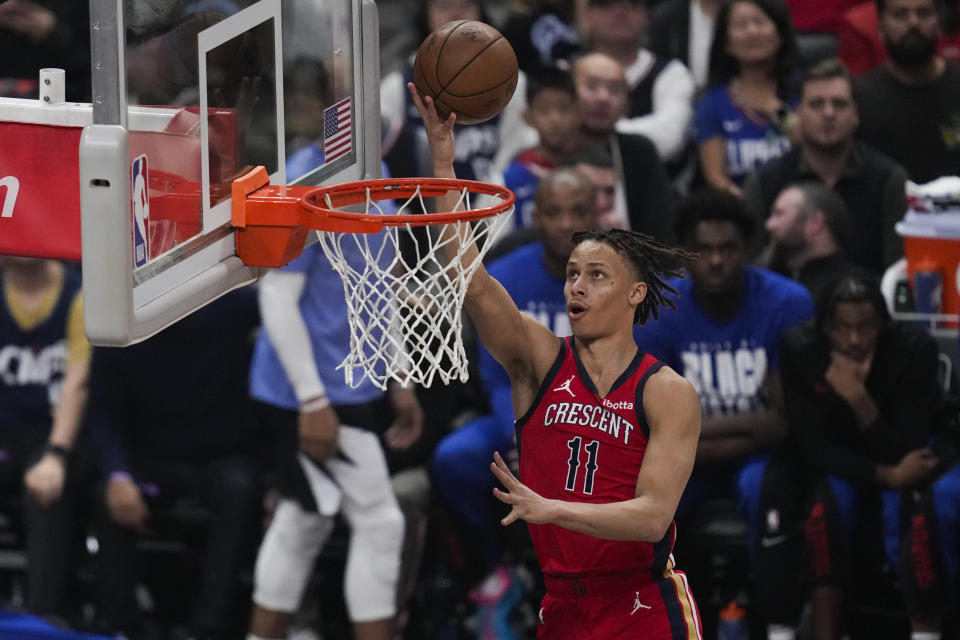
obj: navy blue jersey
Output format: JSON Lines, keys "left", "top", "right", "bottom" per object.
{"left": 0, "top": 269, "right": 82, "bottom": 429}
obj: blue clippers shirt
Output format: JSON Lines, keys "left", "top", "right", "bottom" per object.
{"left": 694, "top": 86, "right": 794, "bottom": 186}
{"left": 634, "top": 265, "right": 813, "bottom": 415}
{"left": 481, "top": 242, "right": 569, "bottom": 428}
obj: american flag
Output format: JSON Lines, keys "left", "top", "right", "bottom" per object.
{"left": 323, "top": 97, "right": 352, "bottom": 163}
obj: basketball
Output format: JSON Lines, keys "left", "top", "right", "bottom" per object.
{"left": 413, "top": 20, "right": 519, "bottom": 125}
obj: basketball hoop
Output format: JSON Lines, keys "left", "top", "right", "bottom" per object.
{"left": 232, "top": 169, "right": 515, "bottom": 389}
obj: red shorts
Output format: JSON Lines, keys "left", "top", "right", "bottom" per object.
{"left": 537, "top": 571, "right": 702, "bottom": 639}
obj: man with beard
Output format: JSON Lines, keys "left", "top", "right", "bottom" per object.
{"left": 855, "top": 0, "right": 960, "bottom": 183}
{"left": 763, "top": 182, "right": 876, "bottom": 304}
{"left": 743, "top": 58, "right": 907, "bottom": 274}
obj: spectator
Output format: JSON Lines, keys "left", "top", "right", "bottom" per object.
{"left": 88, "top": 288, "right": 261, "bottom": 640}
{"left": 763, "top": 182, "right": 877, "bottom": 304}
{"left": 562, "top": 143, "right": 623, "bottom": 229}
{"left": 246, "top": 237, "right": 423, "bottom": 640}
{"left": 580, "top": 0, "right": 696, "bottom": 165}
{"left": 572, "top": 52, "right": 675, "bottom": 239}
{"left": 0, "top": 257, "right": 90, "bottom": 623}
{"left": 502, "top": 65, "right": 581, "bottom": 230}
{"left": 854, "top": 0, "right": 960, "bottom": 183}
{"left": 835, "top": 0, "right": 960, "bottom": 77}
{"left": 743, "top": 57, "right": 907, "bottom": 273}
{"left": 648, "top": 0, "right": 720, "bottom": 88}
{"left": 695, "top": 0, "right": 800, "bottom": 194}
{"left": 781, "top": 275, "right": 960, "bottom": 640}
{"left": 500, "top": 0, "right": 582, "bottom": 73}
{"left": 633, "top": 190, "right": 814, "bottom": 639}
{"left": 380, "top": 0, "right": 536, "bottom": 184}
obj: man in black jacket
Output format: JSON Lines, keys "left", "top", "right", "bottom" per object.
{"left": 742, "top": 57, "right": 907, "bottom": 274}
{"left": 781, "top": 276, "right": 960, "bottom": 640}
{"left": 571, "top": 52, "right": 676, "bottom": 242}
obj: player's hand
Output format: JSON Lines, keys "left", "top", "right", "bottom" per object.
{"left": 106, "top": 477, "right": 150, "bottom": 531}
{"left": 883, "top": 448, "right": 939, "bottom": 489}
{"left": 299, "top": 404, "right": 340, "bottom": 461}
{"left": 491, "top": 451, "right": 555, "bottom": 526}
{"left": 24, "top": 453, "right": 65, "bottom": 505}
{"left": 406, "top": 82, "right": 456, "bottom": 170}
{"left": 384, "top": 386, "right": 424, "bottom": 450}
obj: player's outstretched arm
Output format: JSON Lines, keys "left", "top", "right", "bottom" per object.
{"left": 492, "top": 368, "right": 701, "bottom": 541}
{"left": 406, "top": 82, "right": 558, "bottom": 377}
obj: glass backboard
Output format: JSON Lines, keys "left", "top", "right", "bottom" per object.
{"left": 0, "top": 0, "right": 380, "bottom": 345}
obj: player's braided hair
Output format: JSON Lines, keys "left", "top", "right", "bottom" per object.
{"left": 571, "top": 229, "right": 696, "bottom": 325}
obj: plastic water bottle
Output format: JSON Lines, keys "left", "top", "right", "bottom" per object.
{"left": 718, "top": 601, "right": 747, "bottom": 640}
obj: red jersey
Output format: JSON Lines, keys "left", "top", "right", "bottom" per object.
{"left": 517, "top": 336, "right": 675, "bottom": 582}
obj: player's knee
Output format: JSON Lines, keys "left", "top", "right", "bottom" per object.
{"left": 253, "top": 500, "right": 333, "bottom": 612}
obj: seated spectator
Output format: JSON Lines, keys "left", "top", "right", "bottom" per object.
{"left": 579, "top": 0, "right": 697, "bottom": 165}
{"left": 431, "top": 168, "right": 599, "bottom": 638}
{"left": 503, "top": 65, "right": 580, "bottom": 229}
{"left": 500, "top": 0, "right": 581, "bottom": 73}
{"left": 0, "top": 257, "right": 90, "bottom": 623}
{"left": 87, "top": 288, "right": 262, "bottom": 640}
{"left": 836, "top": 0, "right": 960, "bottom": 77}
{"left": 695, "top": 0, "right": 800, "bottom": 194}
{"left": 648, "top": 0, "right": 720, "bottom": 89}
{"left": 854, "top": 0, "right": 960, "bottom": 184}
{"left": 781, "top": 275, "right": 960, "bottom": 640}
{"left": 380, "top": 0, "right": 536, "bottom": 185}
{"left": 763, "top": 182, "right": 877, "bottom": 303}
{"left": 633, "top": 190, "right": 814, "bottom": 638}
{"left": 562, "top": 143, "right": 623, "bottom": 230}
{"left": 571, "top": 52, "right": 675, "bottom": 238}
{"left": 743, "top": 57, "right": 907, "bottom": 273}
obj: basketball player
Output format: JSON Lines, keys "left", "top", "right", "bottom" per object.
{"left": 409, "top": 83, "right": 704, "bottom": 639}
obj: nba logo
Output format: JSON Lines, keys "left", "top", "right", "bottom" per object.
{"left": 131, "top": 155, "right": 149, "bottom": 267}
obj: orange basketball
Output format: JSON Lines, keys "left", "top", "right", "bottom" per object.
{"left": 413, "top": 20, "right": 519, "bottom": 125}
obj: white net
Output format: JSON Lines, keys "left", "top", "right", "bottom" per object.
{"left": 314, "top": 182, "right": 513, "bottom": 390}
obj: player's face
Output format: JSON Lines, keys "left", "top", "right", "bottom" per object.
{"left": 428, "top": 0, "right": 481, "bottom": 31}
{"left": 526, "top": 89, "right": 581, "bottom": 155}
{"left": 534, "top": 182, "right": 598, "bottom": 265}
{"left": 574, "top": 56, "right": 628, "bottom": 134}
{"left": 725, "top": 1, "right": 782, "bottom": 66}
{"left": 765, "top": 187, "right": 808, "bottom": 253}
{"left": 798, "top": 78, "right": 858, "bottom": 151}
{"left": 824, "top": 301, "right": 882, "bottom": 362}
{"left": 564, "top": 240, "right": 646, "bottom": 339}
{"left": 686, "top": 221, "right": 747, "bottom": 296}
{"left": 879, "top": 0, "right": 940, "bottom": 66}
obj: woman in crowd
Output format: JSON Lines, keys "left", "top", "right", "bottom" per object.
{"left": 695, "top": 0, "right": 800, "bottom": 194}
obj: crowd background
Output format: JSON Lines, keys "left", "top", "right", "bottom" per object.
{"left": 2, "top": 0, "right": 960, "bottom": 639}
